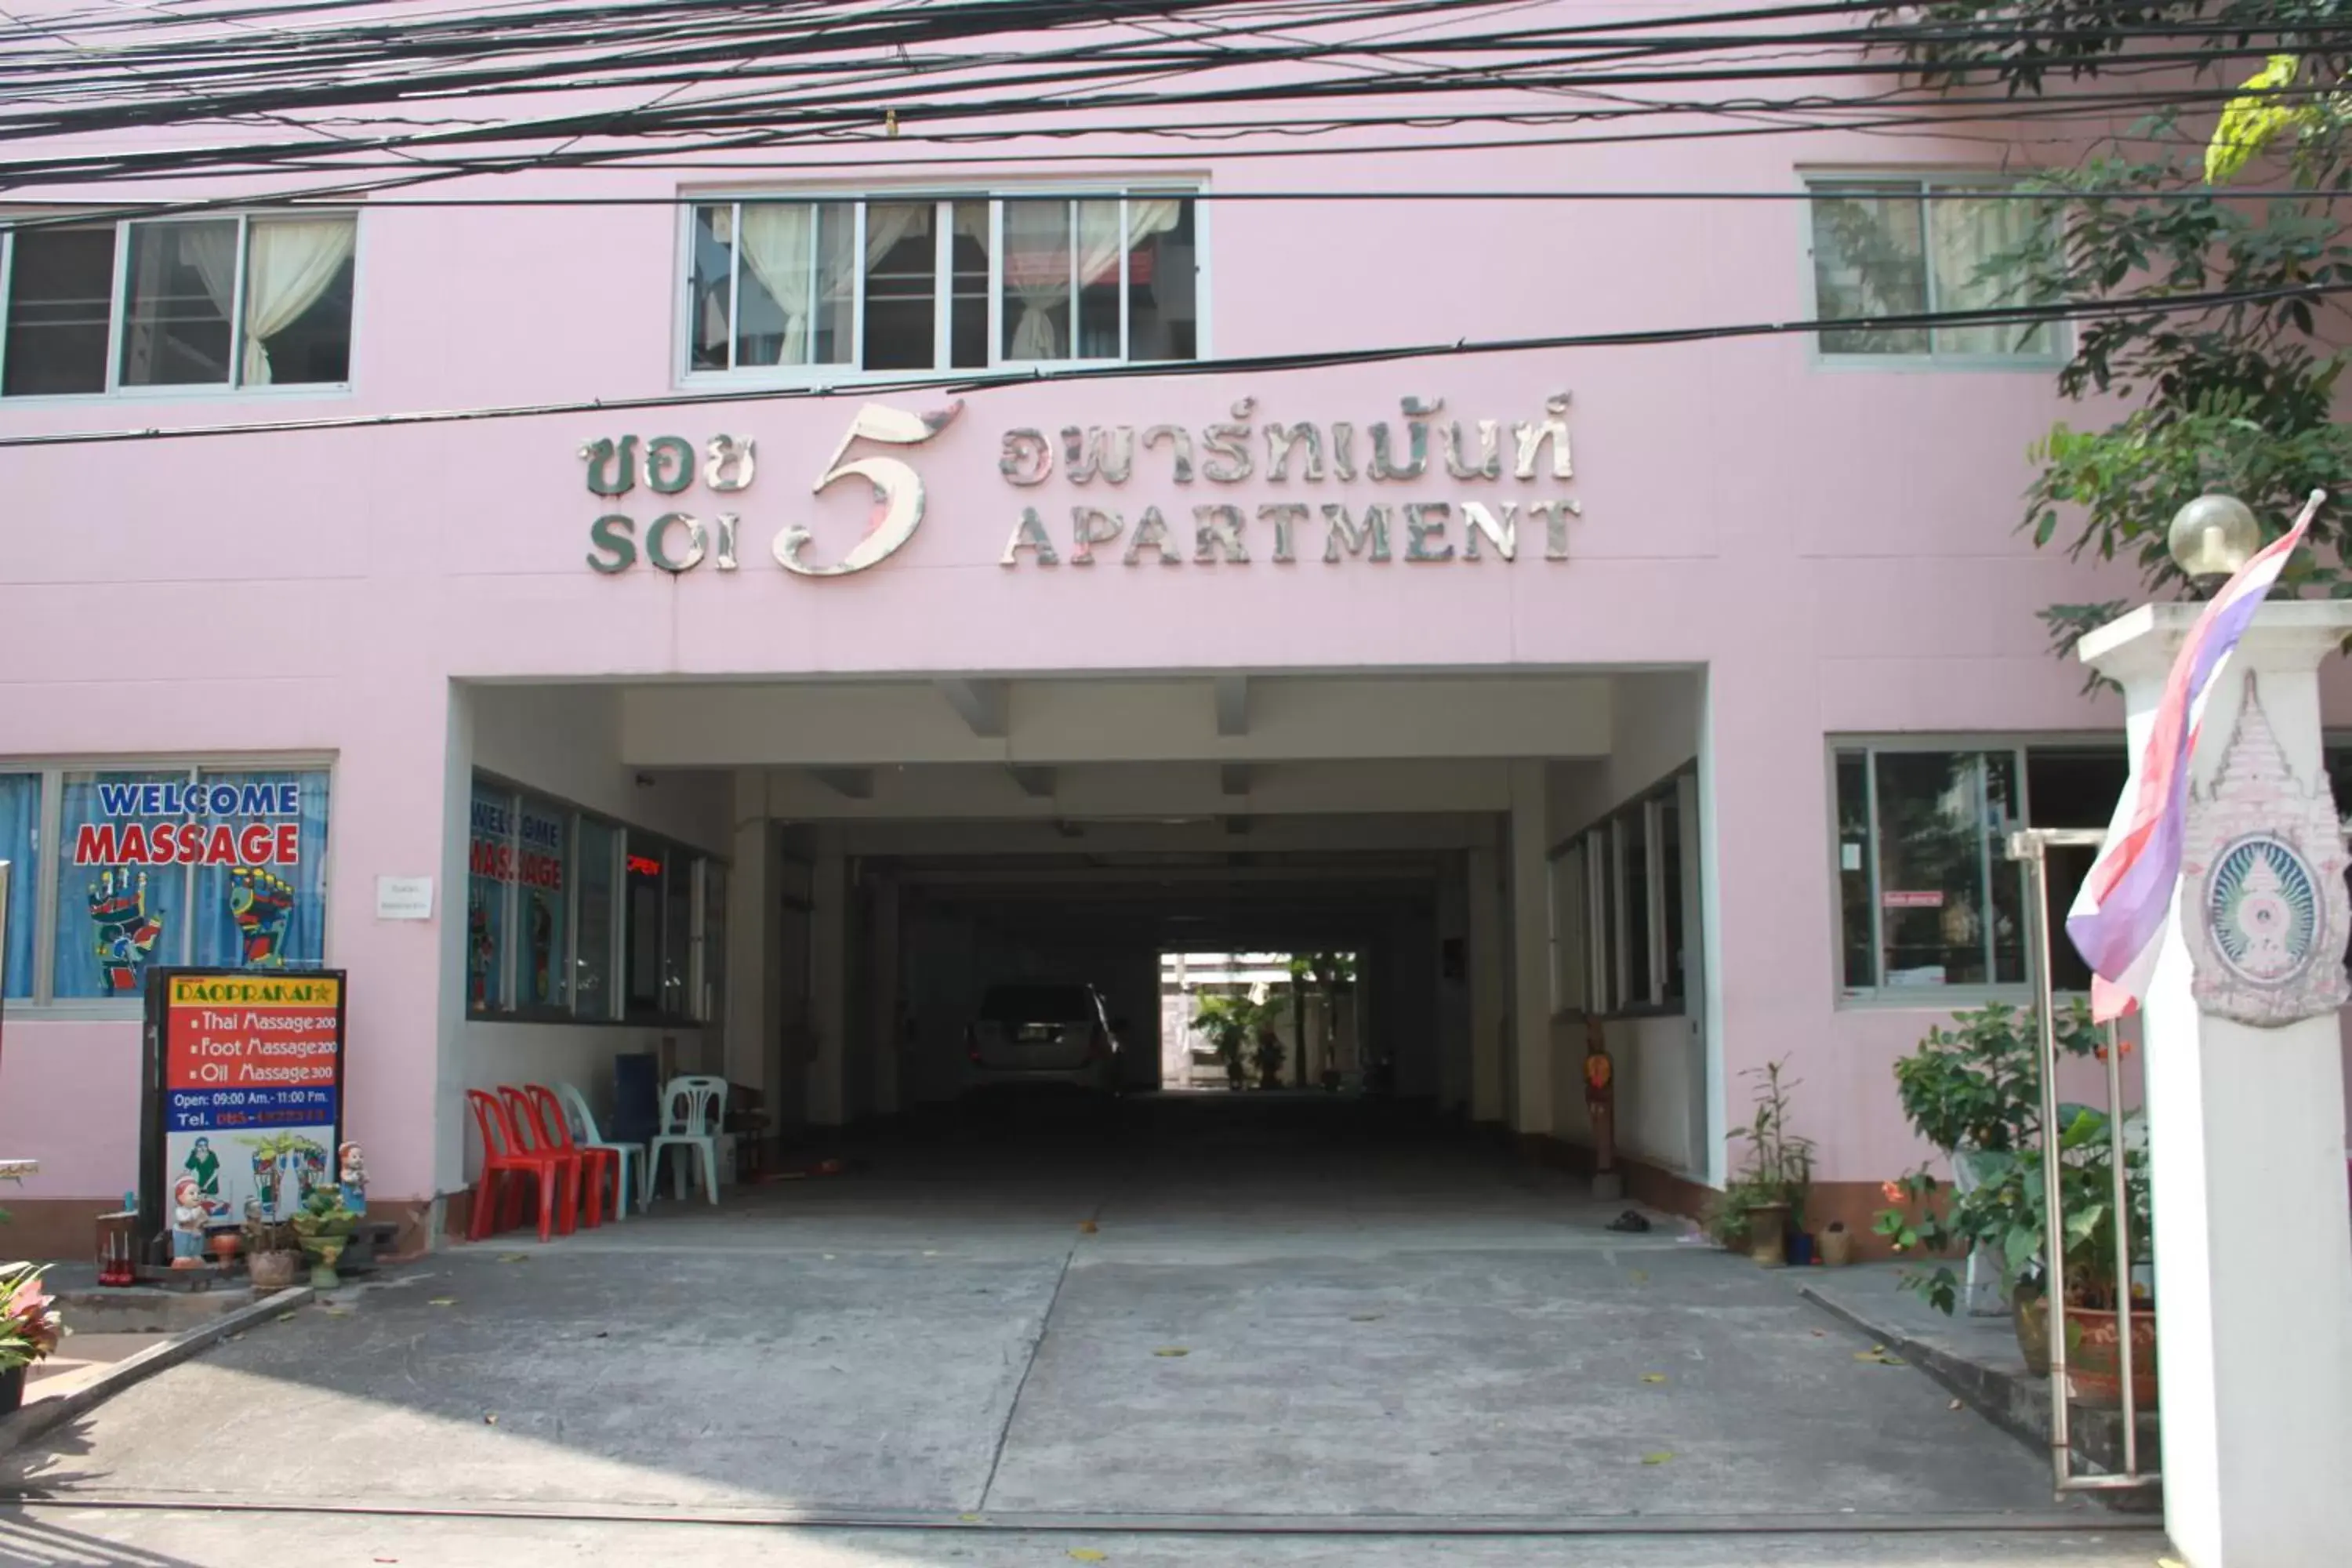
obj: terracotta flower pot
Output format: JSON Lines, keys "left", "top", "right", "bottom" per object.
{"left": 1819, "top": 1225, "right": 1855, "bottom": 1268}
{"left": 2062, "top": 1305, "right": 2158, "bottom": 1410}
{"left": 209, "top": 1232, "right": 241, "bottom": 1268}
{"left": 1743, "top": 1202, "right": 1790, "bottom": 1268}
{"left": 0, "top": 1363, "right": 24, "bottom": 1416}
{"left": 249, "top": 1250, "right": 301, "bottom": 1292}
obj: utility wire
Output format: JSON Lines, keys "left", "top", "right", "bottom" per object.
{"left": 0, "top": 278, "right": 2334, "bottom": 450}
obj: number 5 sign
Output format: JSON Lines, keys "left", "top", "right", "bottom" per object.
{"left": 774, "top": 401, "right": 965, "bottom": 578}
{"left": 580, "top": 400, "right": 964, "bottom": 579}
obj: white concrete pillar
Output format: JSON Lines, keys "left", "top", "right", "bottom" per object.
{"left": 1468, "top": 839, "right": 1506, "bottom": 1123}
{"left": 806, "top": 835, "right": 850, "bottom": 1126}
{"left": 722, "top": 773, "right": 777, "bottom": 1107}
{"left": 1508, "top": 760, "right": 1554, "bottom": 1137}
{"left": 2081, "top": 603, "right": 2352, "bottom": 1567}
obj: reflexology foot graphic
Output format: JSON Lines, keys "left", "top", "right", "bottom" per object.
{"left": 89, "top": 868, "right": 164, "bottom": 993}
{"left": 229, "top": 866, "right": 295, "bottom": 968}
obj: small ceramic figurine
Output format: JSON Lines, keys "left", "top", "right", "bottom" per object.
{"left": 170, "top": 1176, "right": 207, "bottom": 1269}
{"left": 337, "top": 1142, "right": 367, "bottom": 1216}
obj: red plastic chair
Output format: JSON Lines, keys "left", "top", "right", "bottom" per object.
{"left": 524, "top": 1083, "right": 612, "bottom": 1229}
{"left": 497, "top": 1086, "right": 585, "bottom": 1237}
{"left": 463, "top": 1089, "right": 578, "bottom": 1243}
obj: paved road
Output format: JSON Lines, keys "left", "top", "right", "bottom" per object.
{"left": 0, "top": 1507, "right": 2167, "bottom": 1568}
{"left": 1, "top": 1097, "right": 2141, "bottom": 1547}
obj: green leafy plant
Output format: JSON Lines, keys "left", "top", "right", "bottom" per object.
{"left": 1878, "top": 1109, "right": 2151, "bottom": 1315}
{"left": 1872, "top": 6, "right": 2352, "bottom": 652}
{"left": 1192, "top": 993, "right": 1259, "bottom": 1090}
{"left": 1893, "top": 999, "right": 2099, "bottom": 1156}
{"left": 1720, "top": 1058, "right": 1816, "bottom": 1232}
{"left": 0, "top": 1262, "right": 64, "bottom": 1371}
{"left": 1875, "top": 1001, "right": 2145, "bottom": 1314}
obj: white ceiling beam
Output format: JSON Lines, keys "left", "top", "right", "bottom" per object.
{"left": 938, "top": 679, "right": 1009, "bottom": 739}
{"left": 1214, "top": 675, "right": 1250, "bottom": 739}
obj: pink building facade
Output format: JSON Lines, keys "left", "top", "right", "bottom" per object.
{"left": 1, "top": 5, "right": 2336, "bottom": 1251}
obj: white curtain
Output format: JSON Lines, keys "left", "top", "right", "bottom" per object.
{"left": 864, "top": 201, "right": 931, "bottom": 267}
{"left": 739, "top": 204, "right": 838, "bottom": 365}
{"left": 1004, "top": 198, "right": 1185, "bottom": 362}
{"left": 1929, "top": 188, "right": 2049, "bottom": 357}
{"left": 172, "top": 222, "right": 240, "bottom": 383}
{"left": 240, "top": 219, "right": 354, "bottom": 384}
{"left": 1004, "top": 200, "right": 1072, "bottom": 361}
{"left": 738, "top": 205, "right": 815, "bottom": 365}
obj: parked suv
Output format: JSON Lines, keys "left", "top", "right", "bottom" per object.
{"left": 964, "top": 982, "right": 1120, "bottom": 1094}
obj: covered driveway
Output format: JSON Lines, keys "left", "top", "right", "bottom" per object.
{"left": 2, "top": 1099, "right": 2103, "bottom": 1531}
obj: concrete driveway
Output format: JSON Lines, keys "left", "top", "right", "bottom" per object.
{"left": 1, "top": 1097, "right": 2119, "bottom": 1537}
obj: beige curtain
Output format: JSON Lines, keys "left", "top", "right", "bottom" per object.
{"left": 1005, "top": 198, "right": 1185, "bottom": 361}
{"left": 1929, "top": 188, "right": 2051, "bottom": 358}
{"left": 739, "top": 203, "right": 862, "bottom": 366}
{"left": 241, "top": 218, "right": 354, "bottom": 384}
{"left": 864, "top": 201, "right": 931, "bottom": 267}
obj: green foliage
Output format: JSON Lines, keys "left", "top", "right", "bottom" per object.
{"left": 1875, "top": 1001, "right": 2147, "bottom": 1314}
{"left": 1722, "top": 1058, "right": 1814, "bottom": 1230}
{"left": 0, "top": 1262, "right": 64, "bottom": 1370}
{"left": 1893, "top": 998, "right": 2098, "bottom": 1154}
{"left": 1874, "top": 4, "right": 2352, "bottom": 621}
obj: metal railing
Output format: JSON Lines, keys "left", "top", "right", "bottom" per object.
{"left": 2005, "top": 826, "right": 2156, "bottom": 1496}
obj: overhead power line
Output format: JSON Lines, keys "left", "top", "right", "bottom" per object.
{"left": 0, "top": 278, "right": 2335, "bottom": 451}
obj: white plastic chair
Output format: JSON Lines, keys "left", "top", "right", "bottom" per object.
{"left": 648, "top": 1075, "right": 728, "bottom": 1207}
{"left": 556, "top": 1081, "right": 646, "bottom": 1220}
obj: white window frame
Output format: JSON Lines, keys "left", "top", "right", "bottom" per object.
{"left": 0, "top": 753, "right": 336, "bottom": 1017}
{"left": 1556, "top": 771, "right": 1691, "bottom": 1021}
{"left": 1830, "top": 733, "right": 2125, "bottom": 1007}
{"left": 0, "top": 209, "right": 359, "bottom": 402}
{"left": 1799, "top": 171, "right": 2067, "bottom": 372}
{"left": 676, "top": 185, "right": 1207, "bottom": 388}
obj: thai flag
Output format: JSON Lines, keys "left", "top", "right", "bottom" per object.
{"left": 2067, "top": 490, "right": 2328, "bottom": 1022}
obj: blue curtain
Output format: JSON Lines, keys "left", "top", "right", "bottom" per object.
{"left": 0, "top": 775, "right": 37, "bottom": 999}
{"left": 192, "top": 770, "right": 330, "bottom": 970}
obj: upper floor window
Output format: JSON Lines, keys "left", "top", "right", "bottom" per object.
{"left": 1, "top": 212, "right": 355, "bottom": 397}
{"left": 1805, "top": 178, "right": 2059, "bottom": 365}
{"left": 684, "top": 192, "right": 1198, "bottom": 379}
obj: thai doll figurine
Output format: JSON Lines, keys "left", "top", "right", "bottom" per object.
{"left": 170, "top": 1177, "right": 208, "bottom": 1269}
{"left": 337, "top": 1143, "right": 367, "bottom": 1216}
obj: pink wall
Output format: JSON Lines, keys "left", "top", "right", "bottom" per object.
{"left": 0, "top": 11, "right": 2317, "bottom": 1204}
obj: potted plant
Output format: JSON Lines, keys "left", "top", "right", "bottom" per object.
{"left": 242, "top": 1207, "right": 303, "bottom": 1292}
{"left": 1192, "top": 996, "right": 1253, "bottom": 1091}
{"left": 0, "top": 1262, "right": 65, "bottom": 1415}
{"left": 1878, "top": 1106, "right": 2151, "bottom": 1402}
{"left": 1819, "top": 1220, "right": 1855, "bottom": 1268}
{"left": 289, "top": 1187, "right": 358, "bottom": 1290}
{"left": 1884, "top": 1000, "right": 2100, "bottom": 1316}
{"left": 1715, "top": 1058, "right": 1815, "bottom": 1268}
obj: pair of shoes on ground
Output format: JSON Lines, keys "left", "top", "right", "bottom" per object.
{"left": 1604, "top": 1210, "right": 1650, "bottom": 1233}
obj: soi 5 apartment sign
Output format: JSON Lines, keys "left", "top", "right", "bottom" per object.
{"left": 581, "top": 392, "right": 1581, "bottom": 577}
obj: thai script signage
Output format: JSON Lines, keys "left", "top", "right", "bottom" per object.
{"left": 140, "top": 969, "right": 347, "bottom": 1249}
{"left": 579, "top": 393, "right": 1580, "bottom": 577}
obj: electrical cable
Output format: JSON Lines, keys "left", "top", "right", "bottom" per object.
{"left": 0, "top": 276, "right": 2334, "bottom": 450}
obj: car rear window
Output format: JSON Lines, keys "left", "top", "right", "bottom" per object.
{"left": 981, "top": 985, "right": 1094, "bottom": 1022}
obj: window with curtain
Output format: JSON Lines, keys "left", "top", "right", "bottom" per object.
{"left": 0, "top": 213, "right": 354, "bottom": 396}
{"left": 0, "top": 775, "right": 38, "bottom": 998}
{"left": 686, "top": 192, "right": 1198, "bottom": 376}
{"left": 1835, "top": 742, "right": 2126, "bottom": 996}
{"left": 0, "top": 761, "right": 332, "bottom": 1005}
{"left": 189, "top": 768, "right": 329, "bottom": 972}
{"left": 575, "top": 816, "right": 616, "bottom": 1020}
{"left": 516, "top": 796, "right": 572, "bottom": 1011}
{"left": 1806, "top": 179, "right": 2059, "bottom": 363}
{"left": 467, "top": 782, "right": 514, "bottom": 1013}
